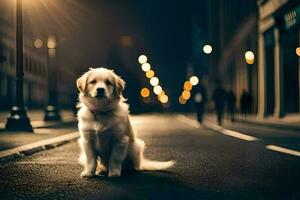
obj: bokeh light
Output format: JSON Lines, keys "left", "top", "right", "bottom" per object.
{"left": 182, "top": 90, "right": 191, "bottom": 100}
{"left": 179, "top": 95, "right": 187, "bottom": 105}
{"left": 33, "top": 39, "right": 43, "bottom": 49}
{"left": 245, "top": 51, "right": 255, "bottom": 64}
{"left": 203, "top": 44, "right": 212, "bottom": 54}
{"left": 140, "top": 87, "right": 150, "bottom": 98}
{"left": 138, "top": 55, "right": 147, "bottom": 64}
{"left": 146, "top": 70, "right": 155, "bottom": 78}
{"left": 150, "top": 77, "right": 159, "bottom": 86}
{"left": 160, "top": 95, "right": 168, "bottom": 104}
{"left": 183, "top": 81, "right": 193, "bottom": 91}
{"left": 142, "top": 96, "right": 151, "bottom": 103}
{"left": 141, "top": 63, "right": 151, "bottom": 72}
{"left": 296, "top": 47, "right": 300, "bottom": 57}
{"left": 153, "top": 85, "right": 163, "bottom": 95}
{"left": 189, "top": 76, "right": 199, "bottom": 86}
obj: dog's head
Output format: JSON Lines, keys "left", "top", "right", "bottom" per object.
{"left": 76, "top": 68, "right": 125, "bottom": 109}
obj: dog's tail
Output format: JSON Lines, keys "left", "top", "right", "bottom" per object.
{"left": 140, "top": 159, "right": 175, "bottom": 171}
{"left": 128, "top": 138, "right": 175, "bottom": 171}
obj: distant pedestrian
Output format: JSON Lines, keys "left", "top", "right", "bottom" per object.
{"left": 240, "top": 89, "right": 252, "bottom": 118}
{"left": 227, "top": 88, "right": 236, "bottom": 122}
{"left": 212, "top": 80, "right": 227, "bottom": 125}
{"left": 193, "top": 82, "right": 207, "bottom": 123}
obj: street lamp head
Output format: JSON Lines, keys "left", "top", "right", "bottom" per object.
{"left": 245, "top": 51, "right": 255, "bottom": 64}
{"left": 47, "top": 36, "right": 56, "bottom": 49}
{"left": 33, "top": 39, "right": 43, "bottom": 49}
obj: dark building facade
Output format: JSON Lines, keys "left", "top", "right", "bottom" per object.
{"left": 0, "top": 1, "right": 48, "bottom": 109}
{"left": 257, "top": 0, "right": 300, "bottom": 117}
{"left": 207, "top": 0, "right": 258, "bottom": 112}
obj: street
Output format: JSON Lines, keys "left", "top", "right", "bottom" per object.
{"left": 1, "top": 114, "right": 300, "bottom": 200}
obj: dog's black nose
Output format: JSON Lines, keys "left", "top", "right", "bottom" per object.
{"left": 96, "top": 88, "right": 105, "bottom": 97}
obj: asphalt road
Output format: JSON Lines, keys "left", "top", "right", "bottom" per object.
{"left": 1, "top": 114, "right": 300, "bottom": 200}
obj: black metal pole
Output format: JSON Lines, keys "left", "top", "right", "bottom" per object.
{"left": 44, "top": 43, "right": 61, "bottom": 121}
{"left": 6, "top": 0, "right": 32, "bottom": 131}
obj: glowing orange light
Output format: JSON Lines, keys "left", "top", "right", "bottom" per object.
{"left": 146, "top": 70, "right": 155, "bottom": 78}
{"left": 160, "top": 95, "right": 168, "bottom": 104}
{"left": 179, "top": 95, "right": 187, "bottom": 104}
{"left": 140, "top": 88, "right": 150, "bottom": 97}
{"left": 182, "top": 90, "right": 191, "bottom": 100}
{"left": 296, "top": 47, "right": 300, "bottom": 57}
{"left": 184, "top": 81, "right": 193, "bottom": 91}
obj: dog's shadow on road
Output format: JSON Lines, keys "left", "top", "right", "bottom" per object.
{"left": 89, "top": 170, "right": 204, "bottom": 200}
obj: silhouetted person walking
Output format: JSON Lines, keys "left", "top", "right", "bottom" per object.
{"left": 227, "top": 88, "right": 236, "bottom": 122}
{"left": 212, "top": 81, "right": 227, "bottom": 125}
{"left": 193, "top": 82, "right": 207, "bottom": 123}
{"left": 240, "top": 89, "right": 252, "bottom": 118}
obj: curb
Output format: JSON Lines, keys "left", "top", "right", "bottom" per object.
{"left": 235, "top": 118, "right": 300, "bottom": 132}
{"left": 0, "top": 132, "right": 79, "bottom": 163}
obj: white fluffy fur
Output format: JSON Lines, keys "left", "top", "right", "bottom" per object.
{"left": 76, "top": 67, "right": 175, "bottom": 178}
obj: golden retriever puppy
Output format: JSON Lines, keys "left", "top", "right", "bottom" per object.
{"left": 76, "top": 67, "right": 175, "bottom": 178}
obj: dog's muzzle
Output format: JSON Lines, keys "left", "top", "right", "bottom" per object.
{"left": 95, "top": 88, "right": 106, "bottom": 99}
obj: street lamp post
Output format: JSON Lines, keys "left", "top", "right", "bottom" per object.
{"left": 6, "top": 0, "right": 33, "bottom": 132}
{"left": 245, "top": 50, "right": 255, "bottom": 95}
{"left": 44, "top": 36, "right": 61, "bottom": 121}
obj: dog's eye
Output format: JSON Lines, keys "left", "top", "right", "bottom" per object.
{"left": 90, "top": 80, "right": 96, "bottom": 84}
{"left": 105, "top": 80, "right": 112, "bottom": 85}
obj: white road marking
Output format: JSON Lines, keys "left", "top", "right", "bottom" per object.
{"left": 176, "top": 115, "right": 201, "bottom": 128}
{"left": 177, "top": 114, "right": 259, "bottom": 141}
{"left": 266, "top": 145, "right": 300, "bottom": 157}
{"left": 204, "top": 120, "right": 259, "bottom": 141}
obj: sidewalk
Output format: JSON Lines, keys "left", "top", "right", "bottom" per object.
{"left": 235, "top": 113, "right": 300, "bottom": 131}
{"left": 200, "top": 112, "right": 300, "bottom": 131}
{"left": 0, "top": 110, "right": 76, "bottom": 129}
{"left": 0, "top": 110, "right": 79, "bottom": 162}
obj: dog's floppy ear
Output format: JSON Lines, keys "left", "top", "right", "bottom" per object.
{"left": 115, "top": 75, "right": 125, "bottom": 96}
{"left": 76, "top": 72, "right": 89, "bottom": 93}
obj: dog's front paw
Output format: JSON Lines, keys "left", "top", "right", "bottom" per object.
{"left": 81, "top": 171, "right": 94, "bottom": 178}
{"left": 108, "top": 170, "right": 121, "bottom": 177}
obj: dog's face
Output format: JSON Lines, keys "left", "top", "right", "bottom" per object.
{"left": 76, "top": 68, "right": 125, "bottom": 103}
